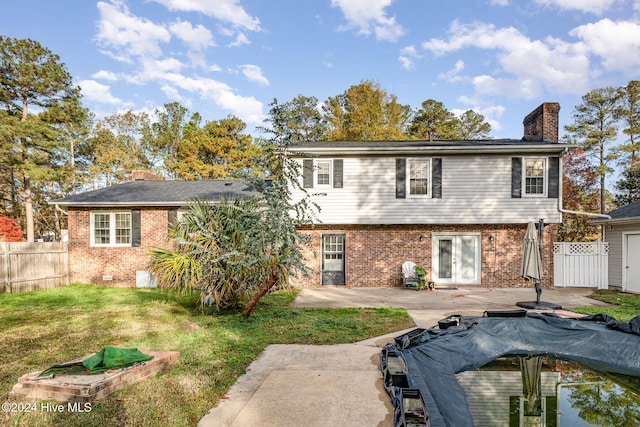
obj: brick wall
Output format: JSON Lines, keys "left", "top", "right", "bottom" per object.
{"left": 68, "top": 207, "right": 559, "bottom": 290}
{"left": 295, "top": 223, "right": 558, "bottom": 288}
{"left": 68, "top": 208, "right": 170, "bottom": 287}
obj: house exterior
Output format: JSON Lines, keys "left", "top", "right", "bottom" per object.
{"left": 592, "top": 200, "right": 640, "bottom": 293}
{"left": 288, "top": 102, "right": 574, "bottom": 288}
{"left": 52, "top": 177, "right": 257, "bottom": 287}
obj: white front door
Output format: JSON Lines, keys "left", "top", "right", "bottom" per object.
{"left": 625, "top": 233, "right": 640, "bottom": 293}
{"left": 433, "top": 234, "right": 481, "bottom": 285}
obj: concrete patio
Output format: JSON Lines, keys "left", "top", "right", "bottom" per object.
{"left": 199, "top": 287, "right": 613, "bottom": 427}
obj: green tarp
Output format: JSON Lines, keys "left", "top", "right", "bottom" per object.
{"left": 39, "top": 346, "right": 154, "bottom": 377}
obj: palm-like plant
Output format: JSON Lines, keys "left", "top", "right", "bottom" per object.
{"left": 149, "top": 198, "right": 256, "bottom": 310}
{"left": 148, "top": 192, "right": 310, "bottom": 316}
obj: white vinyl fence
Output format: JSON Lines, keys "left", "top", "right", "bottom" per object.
{"left": 553, "top": 242, "right": 608, "bottom": 289}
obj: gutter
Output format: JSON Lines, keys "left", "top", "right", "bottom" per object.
{"left": 288, "top": 143, "right": 574, "bottom": 156}
{"left": 557, "top": 153, "right": 611, "bottom": 241}
{"left": 557, "top": 153, "right": 611, "bottom": 221}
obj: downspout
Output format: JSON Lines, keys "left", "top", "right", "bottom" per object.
{"left": 558, "top": 153, "right": 611, "bottom": 240}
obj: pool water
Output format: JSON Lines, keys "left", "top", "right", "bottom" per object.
{"left": 455, "top": 356, "right": 640, "bottom": 427}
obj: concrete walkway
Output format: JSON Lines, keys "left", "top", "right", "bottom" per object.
{"left": 199, "top": 287, "right": 612, "bottom": 427}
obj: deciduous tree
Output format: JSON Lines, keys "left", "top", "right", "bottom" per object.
{"left": 409, "top": 101, "right": 491, "bottom": 140}
{"left": 143, "top": 102, "right": 190, "bottom": 177}
{"left": 455, "top": 109, "right": 492, "bottom": 140}
{"left": 89, "top": 110, "right": 153, "bottom": 186}
{"left": 559, "top": 148, "right": 601, "bottom": 241}
{"left": 0, "top": 216, "right": 24, "bottom": 242}
{"left": 261, "top": 96, "right": 327, "bottom": 143}
{"left": 173, "top": 115, "right": 261, "bottom": 179}
{"left": 323, "top": 81, "right": 411, "bottom": 140}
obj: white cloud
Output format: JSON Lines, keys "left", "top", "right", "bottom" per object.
{"left": 489, "top": 0, "right": 510, "bottom": 5}
{"left": 96, "top": 1, "right": 171, "bottom": 59}
{"left": 78, "top": 79, "right": 122, "bottom": 105}
{"left": 456, "top": 96, "right": 506, "bottom": 131}
{"left": 570, "top": 19, "right": 640, "bottom": 71}
{"left": 239, "top": 64, "right": 269, "bottom": 86}
{"left": 169, "top": 19, "right": 215, "bottom": 50}
{"left": 160, "top": 84, "right": 186, "bottom": 103}
{"left": 92, "top": 70, "right": 118, "bottom": 81}
{"left": 533, "top": 0, "right": 619, "bottom": 15}
{"left": 398, "top": 56, "right": 413, "bottom": 70}
{"left": 473, "top": 75, "right": 544, "bottom": 99}
{"left": 151, "top": 0, "right": 261, "bottom": 31}
{"left": 438, "top": 59, "right": 465, "bottom": 82}
{"left": 228, "top": 32, "right": 251, "bottom": 47}
{"left": 160, "top": 73, "right": 264, "bottom": 123}
{"left": 423, "top": 20, "right": 530, "bottom": 56}
{"left": 331, "top": 0, "right": 406, "bottom": 42}
{"left": 399, "top": 45, "right": 419, "bottom": 70}
{"left": 422, "top": 20, "right": 591, "bottom": 98}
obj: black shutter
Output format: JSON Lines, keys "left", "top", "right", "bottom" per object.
{"left": 396, "top": 158, "right": 406, "bottom": 199}
{"left": 303, "top": 159, "right": 313, "bottom": 188}
{"left": 167, "top": 209, "right": 177, "bottom": 232}
{"left": 132, "top": 209, "right": 141, "bottom": 247}
{"left": 333, "top": 159, "right": 343, "bottom": 188}
{"left": 511, "top": 157, "right": 522, "bottom": 198}
{"left": 432, "top": 158, "right": 442, "bottom": 198}
{"left": 548, "top": 156, "right": 560, "bottom": 198}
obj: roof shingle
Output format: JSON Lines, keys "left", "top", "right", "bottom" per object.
{"left": 52, "top": 180, "right": 258, "bottom": 207}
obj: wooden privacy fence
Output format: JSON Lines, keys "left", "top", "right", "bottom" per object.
{"left": 553, "top": 242, "right": 608, "bottom": 289}
{"left": 0, "top": 242, "right": 69, "bottom": 293}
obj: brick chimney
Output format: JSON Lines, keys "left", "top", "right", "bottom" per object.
{"left": 130, "top": 170, "right": 162, "bottom": 181}
{"left": 522, "top": 102, "right": 560, "bottom": 143}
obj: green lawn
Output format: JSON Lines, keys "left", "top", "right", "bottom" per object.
{"left": 571, "top": 289, "right": 640, "bottom": 322}
{"left": 0, "top": 284, "right": 414, "bottom": 427}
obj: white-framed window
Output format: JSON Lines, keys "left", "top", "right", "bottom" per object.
{"left": 407, "top": 158, "right": 431, "bottom": 197}
{"left": 523, "top": 158, "right": 546, "bottom": 196}
{"left": 90, "top": 211, "right": 132, "bottom": 247}
{"left": 315, "top": 159, "right": 332, "bottom": 187}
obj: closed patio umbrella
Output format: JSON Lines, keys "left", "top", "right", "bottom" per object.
{"left": 520, "top": 355, "right": 543, "bottom": 419}
{"left": 521, "top": 221, "right": 543, "bottom": 283}
{"left": 516, "top": 221, "right": 562, "bottom": 310}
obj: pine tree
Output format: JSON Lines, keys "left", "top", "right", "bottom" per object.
{"left": 0, "top": 36, "right": 80, "bottom": 240}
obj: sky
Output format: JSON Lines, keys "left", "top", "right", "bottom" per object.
{"left": 1, "top": 0, "right": 640, "bottom": 140}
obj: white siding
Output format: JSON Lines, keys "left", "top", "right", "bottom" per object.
{"left": 605, "top": 223, "right": 640, "bottom": 288}
{"left": 293, "top": 155, "right": 562, "bottom": 224}
{"left": 456, "top": 370, "right": 559, "bottom": 427}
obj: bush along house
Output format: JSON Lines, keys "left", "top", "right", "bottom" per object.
{"left": 288, "top": 102, "right": 575, "bottom": 288}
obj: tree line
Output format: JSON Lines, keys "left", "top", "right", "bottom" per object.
{"left": 1, "top": 35, "right": 638, "bottom": 243}
{"left": 0, "top": 36, "right": 492, "bottom": 241}
{"left": 561, "top": 82, "right": 640, "bottom": 241}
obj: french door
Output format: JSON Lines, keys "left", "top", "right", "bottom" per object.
{"left": 432, "top": 233, "right": 481, "bottom": 285}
